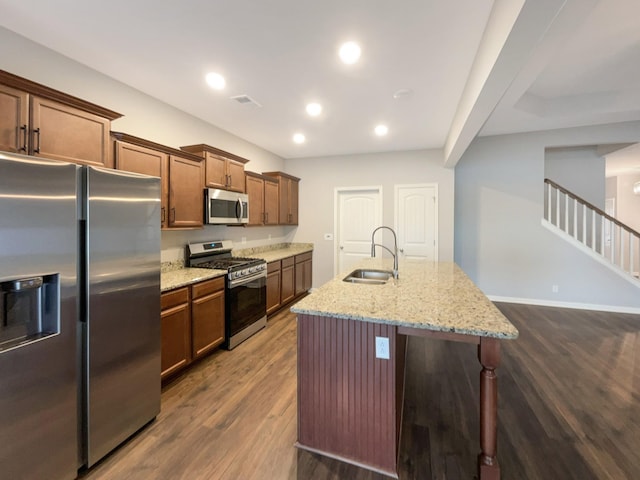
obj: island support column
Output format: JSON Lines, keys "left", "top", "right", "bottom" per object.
{"left": 478, "top": 337, "right": 500, "bottom": 480}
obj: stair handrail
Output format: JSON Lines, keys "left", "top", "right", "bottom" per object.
{"left": 544, "top": 178, "right": 640, "bottom": 239}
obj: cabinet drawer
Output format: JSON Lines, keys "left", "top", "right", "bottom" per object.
{"left": 267, "top": 260, "right": 281, "bottom": 273}
{"left": 161, "top": 287, "right": 189, "bottom": 310}
{"left": 192, "top": 276, "right": 225, "bottom": 299}
{"left": 282, "top": 256, "right": 295, "bottom": 268}
{"left": 295, "top": 251, "right": 312, "bottom": 263}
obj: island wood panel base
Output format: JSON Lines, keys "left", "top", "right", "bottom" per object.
{"left": 398, "top": 326, "right": 502, "bottom": 480}
{"left": 297, "top": 314, "right": 405, "bottom": 478}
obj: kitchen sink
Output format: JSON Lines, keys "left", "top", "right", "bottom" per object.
{"left": 342, "top": 269, "right": 393, "bottom": 285}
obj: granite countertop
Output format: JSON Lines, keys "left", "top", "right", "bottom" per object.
{"left": 161, "top": 243, "right": 314, "bottom": 292}
{"left": 290, "top": 258, "right": 518, "bottom": 340}
{"left": 161, "top": 268, "right": 226, "bottom": 292}
{"left": 232, "top": 243, "right": 313, "bottom": 263}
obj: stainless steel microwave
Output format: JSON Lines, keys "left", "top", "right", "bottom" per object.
{"left": 205, "top": 188, "right": 249, "bottom": 224}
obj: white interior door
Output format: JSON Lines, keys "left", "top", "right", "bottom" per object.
{"left": 395, "top": 184, "right": 438, "bottom": 261}
{"left": 335, "top": 187, "right": 382, "bottom": 275}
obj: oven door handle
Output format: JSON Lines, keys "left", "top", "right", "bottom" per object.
{"left": 229, "top": 269, "right": 266, "bottom": 288}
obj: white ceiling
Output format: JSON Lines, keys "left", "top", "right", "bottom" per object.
{"left": 1, "top": 0, "right": 639, "bottom": 162}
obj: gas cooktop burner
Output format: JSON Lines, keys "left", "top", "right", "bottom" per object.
{"left": 195, "top": 257, "right": 264, "bottom": 271}
{"left": 185, "top": 240, "right": 267, "bottom": 279}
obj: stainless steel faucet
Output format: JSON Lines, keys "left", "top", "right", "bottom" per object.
{"left": 370, "top": 226, "right": 399, "bottom": 279}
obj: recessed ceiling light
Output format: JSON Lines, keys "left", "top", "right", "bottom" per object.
{"left": 374, "top": 125, "right": 389, "bottom": 136}
{"left": 293, "top": 133, "right": 306, "bottom": 144}
{"left": 205, "top": 72, "right": 226, "bottom": 90}
{"left": 339, "top": 41, "right": 361, "bottom": 65}
{"left": 306, "top": 102, "right": 322, "bottom": 117}
{"left": 393, "top": 89, "right": 413, "bottom": 99}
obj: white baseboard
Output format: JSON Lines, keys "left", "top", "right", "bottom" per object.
{"left": 488, "top": 295, "right": 640, "bottom": 315}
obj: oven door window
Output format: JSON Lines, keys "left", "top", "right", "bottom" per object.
{"left": 227, "top": 276, "right": 266, "bottom": 336}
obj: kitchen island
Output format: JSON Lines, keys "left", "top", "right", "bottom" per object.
{"left": 291, "top": 259, "right": 518, "bottom": 479}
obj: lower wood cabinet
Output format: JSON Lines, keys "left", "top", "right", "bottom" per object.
{"left": 160, "top": 287, "right": 191, "bottom": 379}
{"left": 266, "top": 261, "right": 282, "bottom": 315}
{"left": 295, "top": 252, "right": 313, "bottom": 297}
{"left": 191, "top": 278, "right": 225, "bottom": 359}
{"left": 161, "top": 276, "right": 225, "bottom": 381}
{"left": 280, "top": 256, "right": 296, "bottom": 306}
{"left": 266, "top": 252, "right": 313, "bottom": 317}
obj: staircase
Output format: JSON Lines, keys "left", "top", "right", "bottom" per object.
{"left": 543, "top": 178, "right": 640, "bottom": 286}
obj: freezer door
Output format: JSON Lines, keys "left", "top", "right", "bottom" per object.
{"left": 83, "top": 166, "right": 161, "bottom": 467}
{"left": 0, "top": 153, "right": 79, "bottom": 480}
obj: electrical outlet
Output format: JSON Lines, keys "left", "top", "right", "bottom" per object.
{"left": 324, "top": 233, "right": 334, "bottom": 240}
{"left": 552, "top": 284, "right": 559, "bottom": 293}
{"left": 375, "top": 336, "right": 390, "bottom": 360}
{"left": 241, "top": 237, "right": 247, "bottom": 244}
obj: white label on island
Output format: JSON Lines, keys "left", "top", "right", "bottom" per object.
{"left": 375, "top": 336, "right": 390, "bottom": 360}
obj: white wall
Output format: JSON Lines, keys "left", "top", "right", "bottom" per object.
{"left": 456, "top": 121, "right": 640, "bottom": 310}
{"left": 285, "top": 149, "right": 454, "bottom": 287}
{"left": 615, "top": 173, "right": 640, "bottom": 232}
{"left": 544, "top": 146, "right": 606, "bottom": 209}
{"left": 0, "top": 26, "right": 291, "bottom": 259}
{"left": 0, "top": 27, "right": 285, "bottom": 172}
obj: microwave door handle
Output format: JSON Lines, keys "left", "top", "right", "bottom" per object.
{"left": 236, "top": 198, "right": 243, "bottom": 221}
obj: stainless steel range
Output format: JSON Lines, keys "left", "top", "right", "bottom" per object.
{"left": 186, "top": 240, "right": 267, "bottom": 349}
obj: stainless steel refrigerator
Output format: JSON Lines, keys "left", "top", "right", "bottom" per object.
{"left": 0, "top": 152, "right": 161, "bottom": 479}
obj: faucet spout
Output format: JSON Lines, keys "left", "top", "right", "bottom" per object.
{"left": 370, "top": 226, "right": 399, "bottom": 279}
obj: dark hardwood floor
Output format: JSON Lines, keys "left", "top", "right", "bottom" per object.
{"left": 79, "top": 303, "right": 640, "bottom": 480}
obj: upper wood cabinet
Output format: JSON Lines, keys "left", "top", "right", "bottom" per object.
{"left": 264, "top": 171, "right": 300, "bottom": 225}
{"left": 181, "top": 144, "right": 249, "bottom": 193}
{"left": 112, "top": 132, "right": 204, "bottom": 229}
{"left": 114, "top": 139, "right": 169, "bottom": 226}
{"left": 245, "top": 171, "right": 280, "bottom": 226}
{"left": 168, "top": 154, "right": 204, "bottom": 228}
{"left": 0, "top": 70, "right": 121, "bottom": 167}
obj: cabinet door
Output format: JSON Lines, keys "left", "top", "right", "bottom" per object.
{"left": 295, "top": 261, "right": 304, "bottom": 297}
{"left": 303, "top": 259, "right": 312, "bottom": 291}
{"left": 0, "top": 84, "right": 28, "bottom": 153}
{"left": 161, "top": 302, "right": 191, "bottom": 380}
{"left": 266, "top": 262, "right": 282, "bottom": 315}
{"left": 281, "top": 257, "right": 295, "bottom": 305}
{"left": 295, "top": 253, "right": 313, "bottom": 297}
{"left": 245, "top": 174, "right": 265, "bottom": 226}
{"left": 226, "top": 159, "right": 245, "bottom": 192}
{"left": 290, "top": 179, "right": 299, "bottom": 225}
{"left": 191, "top": 289, "right": 225, "bottom": 359}
{"left": 205, "top": 152, "right": 227, "bottom": 189}
{"left": 115, "top": 141, "right": 169, "bottom": 227}
{"left": 278, "top": 177, "right": 291, "bottom": 224}
{"left": 30, "top": 96, "right": 111, "bottom": 167}
{"left": 264, "top": 179, "right": 279, "bottom": 225}
{"left": 168, "top": 155, "right": 204, "bottom": 228}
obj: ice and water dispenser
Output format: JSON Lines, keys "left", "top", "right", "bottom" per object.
{"left": 0, "top": 274, "right": 59, "bottom": 352}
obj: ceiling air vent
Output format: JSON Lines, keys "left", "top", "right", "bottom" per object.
{"left": 230, "top": 95, "right": 262, "bottom": 107}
